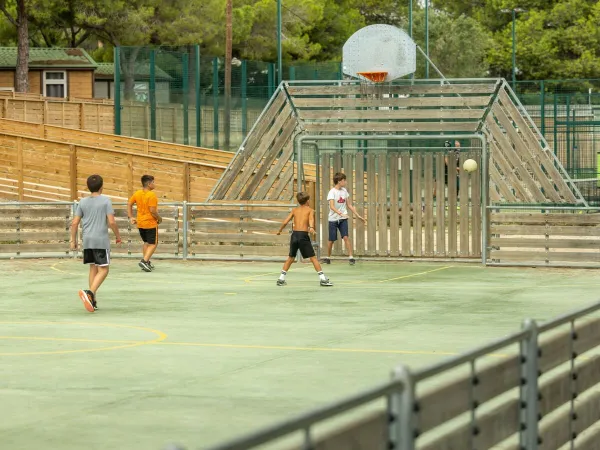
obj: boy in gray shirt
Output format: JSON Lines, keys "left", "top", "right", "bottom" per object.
{"left": 70, "top": 174, "right": 122, "bottom": 312}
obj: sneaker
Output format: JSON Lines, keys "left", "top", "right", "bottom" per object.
{"left": 148, "top": 261, "right": 155, "bottom": 270}
{"left": 86, "top": 290, "right": 98, "bottom": 310}
{"left": 320, "top": 278, "right": 333, "bottom": 287}
{"left": 276, "top": 279, "right": 287, "bottom": 286}
{"left": 322, "top": 258, "right": 331, "bottom": 265}
{"left": 139, "top": 260, "right": 152, "bottom": 272}
{"left": 349, "top": 258, "right": 356, "bottom": 266}
{"left": 78, "top": 289, "right": 95, "bottom": 313}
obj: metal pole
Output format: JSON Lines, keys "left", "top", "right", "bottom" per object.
{"left": 512, "top": 9, "right": 516, "bottom": 90}
{"left": 213, "top": 57, "right": 219, "bottom": 149}
{"left": 277, "top": 0, "right": 282, "bottom": 85}
{"left": 114, "top": 47, "right": 121, "bottom": 135}
{"left": 425, "top": 0, "right": 429, "bottom": 79}
{"left": 540, "top": 80, "right": 545, "bottom": 138}
{"left": 195, "top": 45, "right": 201, "bottom": 147}
{"left": 481, "top": 136, "right": 488, "bottom": 264}
{"left": 149, "top": 49, "right": 157, "bottom": 141}
{"left": 183, "top": 53, "right": 190, "bottom": 145}
{"left": 390, "top": 365, "right": 415, "bottom": 450}
{"left": 182, "top": 201, "right": 188, "bottom": 259}
{"left": 519, "top": 319, "right": 539, "bottom": 450}
{"left": 241, "top": 60, "right": 247, "bottom": 139}
{"left": 408, "top": 0, "right": 412, "bottom": 38}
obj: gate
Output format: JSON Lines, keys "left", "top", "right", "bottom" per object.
{"left": 298, "top": 136, "right": 486, "bottom": 260}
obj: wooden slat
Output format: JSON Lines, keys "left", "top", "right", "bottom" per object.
{"left": 303, "top": 121, "right": 479, "bottom": 134}
{"left": 299, "top": 109, "right": 485, "bottom": 120}
{"left": 401, "top": 153, "right": 411, "bottom": 256}
{"left": 0, "top": 243, "right": 69, "bottom": 252}
{"left": 424, "top": 154, "right": 434, "bottom": 257}
{"left": 491, "top": 213, "right": 600, "bottom": 226}
{"left": 498, "top": 88, "right": 577, "bottom": 203}
{"left": 355, "top": 152, "right": 365, "bottom": 256}
{"left": 228, "top": 104, "right": 293, "bottom": 199}
{"left": 389, "top": 153, "right": 400, "bottom": 257}
{"left": 0, "top": 219, "right": 69, "bottom": 229}
{"left": 0, "top": 231, "right": 69, "bottom": 240}
{"left": 254, "top": 140, "right": 294, "bottom": 200}
{"left": 191, "top": 244, "right": 286, "bottom": 257}
{"left": 292, "top": 96, "right": 493, "bottom": 109}
{"left": 321, "top": 154, "right": 330, "bottom": 251}
{"left": 492, "top": 103, "right": 562, "bottom": 203}
{"left": 491, "top": 237, "right": 600, "bottom": 249}
{"left": 489, "top": 138, "right": 530, "bottom": 202}
{"left": 366, "top": 153, "right": 377, "bottom": 256}
{"left": 539, "top": 356, "right": 600, "bottom": 417}
{"left": 192, "top": 221, "right": 280, "bottom": 232}
{"left": 412, "top": 154, "right": 422, "bottom": 256}
{"left": 539, "top": 391, "right": 600, "bottom": 450}
{"left": 447, "top": 153, "right": 458, "bottom": 257}
{"left": 287, "top": 83, "right": 496, "bottom": 96}
{"left": 213, "top": 91, "right": 286, "bottom": 199}
{"left": 191, "top": 233, "right": 288, "bottom": 243}
{"left": 0, "top": 207, "right": 71, "bottom": 218}
{"left": 344, "top": 152, "right": 354, "bottom": 255}
{"left": 435, "top": 154, "right": 446, "bottom": 256}
{"left": 471, "top": 153, "right": 482, "bottom": 256}
{"left": 490, "top": 224, "right": 600, "bottom": 237}
{"left": 376, "top": 152, "right": 388, "bottom": 255}
{"left": 486, "top": 115, "right": 546, "bottom": 203}
{"left": 489, "top": 156, "right": 519, "bottom": 203}
{"left": 268, "top": 159, "right": 295, "bottom": 200}
{"left": 240, "top": 116, "right": 297, "bottom": 200}
{"left": 190, "top": 210, "right": 290, "bottom": 220}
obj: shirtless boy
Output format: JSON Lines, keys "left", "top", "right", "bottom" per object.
{"left": 276, "top": 192, "right": 333, "bottom": 287}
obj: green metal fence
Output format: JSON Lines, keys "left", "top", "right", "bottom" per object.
{"left": 113, "top": 47, "right": 600, "bottom": 203}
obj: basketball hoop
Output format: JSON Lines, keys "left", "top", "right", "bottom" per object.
{"left": 358, "top": 71, "right": 387, "bottom": 99}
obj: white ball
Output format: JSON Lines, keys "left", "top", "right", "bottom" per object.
{"left": 463, "top": 159, "right": 478, "bottom": 173}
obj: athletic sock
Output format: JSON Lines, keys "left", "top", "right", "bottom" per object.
{"left": 318, "top": 271, "right": 326, "bottom": 281}
{"left": 279, "top": 270, "right": 287, "bottom": 281}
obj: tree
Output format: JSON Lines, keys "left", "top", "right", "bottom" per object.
{"left": 0, "top": 0, "right": 28, "bottom": 92}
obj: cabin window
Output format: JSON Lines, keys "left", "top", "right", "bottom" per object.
{"left": 43, "top": 71, "right": 67, "bottom": 98}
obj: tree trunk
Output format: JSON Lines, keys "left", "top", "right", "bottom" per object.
{"left": 224, "top": 0, "right": 232, "bottom": 150}
{"left": 120, "top": 47, "right": 141, "bottom": 101}
{"left": 15, "top": 0, "right": 29, "bottom": 93}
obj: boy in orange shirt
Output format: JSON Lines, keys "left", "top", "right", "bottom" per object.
{"left": 127, "top": 175, "right": 161, "bottom": 272}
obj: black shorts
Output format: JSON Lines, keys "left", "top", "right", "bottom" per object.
{"left": 139, "top": 227, "right": 158, "bottom": 245}
{"left": 289, "top": 231, "right": 315, "bottom": 259}
{"left": 83, "top": 249, "right": 110, "bottom": 266}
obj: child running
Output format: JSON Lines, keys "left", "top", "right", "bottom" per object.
{"left": 324, "top": 172, "right": 366, "bottom": 265}
{"left": 127, "top": 174, "right": 162, "bottom": 272}
{"left": 276, "top": 192, "right": 333, "bottom": 287}
{"left": 70, "top": 174, "right": 122, "bottom": 312}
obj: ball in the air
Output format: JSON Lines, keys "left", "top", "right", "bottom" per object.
{"left": 463, "top": 159, "right": 478, "bottom": 173}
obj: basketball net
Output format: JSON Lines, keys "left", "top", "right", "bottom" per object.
{"left": 358, "top": 71, "right": 387, "bottom": 100}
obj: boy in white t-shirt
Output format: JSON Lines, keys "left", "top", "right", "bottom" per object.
{"left": 324, "top": 172, "right": 366, "bottom": 265}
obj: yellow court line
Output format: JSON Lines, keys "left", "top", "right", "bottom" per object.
{"left": 344, "top": 265, "right": 453, "bottom": 284}
{"left": 243, "top": 266, "right": 310, "bottom": 283}
{"left": 0, "top": 321, "right": 167, "bottom": 356}
{"left": 0, "top": 336, "right": 139, "bottom": 344}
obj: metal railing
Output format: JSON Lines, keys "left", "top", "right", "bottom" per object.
{"left": 205, "top": 301, "right": 600, "bottom": 450}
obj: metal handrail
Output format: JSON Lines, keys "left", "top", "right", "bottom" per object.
{"left": 205, "top": 379, "right": 402, "bottom": 450}
{"left": 487, "top": 205, "right": 600, "bottom": 211}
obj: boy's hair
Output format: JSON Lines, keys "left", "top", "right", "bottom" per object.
{"left": 141, "top": 174, "right": 154, "bottom": 187}
{"left": 333, "top": 172, "right": 347, "bottom": 185}
{"left": 296, "top": 192, "right": 310, "bottom": 205}
{"left": 87, "top": 174, "right": 103, "bottom": 193}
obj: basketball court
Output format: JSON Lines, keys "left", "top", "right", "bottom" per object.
{"left": 2, "top": 258, "right": 598, "bottom": 449}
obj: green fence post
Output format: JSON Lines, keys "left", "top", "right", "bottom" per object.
{"left": 195, "top": 45, "right": 201, "bottom": 147}
{"left": 289, "top": 66, "right": 295, "bottom": 81}
{"left": 553, "top": 94, "right": 558, "bottom": 155}
{"left": 213, "top": 57, "right": 219, "bottom": 149}
{"left": 182, "top": 53, "right": 190, "bottom": 145}
{"left": 540, "top": 80, "right": 545, "bottom": 138}
{"left": 566, "top": 95, "right": 571, "bottom": 172}
{"left": 149, "top": 49, "right": 157, "bottom": 141}
{"left": 241, "top": 60, "right": 247, "bottom": 139}
{"left": 114, "top": 47, "right": 121, "bottom": 135}
{"left": 268, "top": 63, "right": 275, "bottom": 95}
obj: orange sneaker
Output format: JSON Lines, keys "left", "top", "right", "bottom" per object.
{"left": 78, "top": 289, "right": 95, "bottom": 313}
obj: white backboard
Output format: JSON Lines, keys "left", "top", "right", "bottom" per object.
{"left": 343, "top": 24, "right": 417, "bottom": 82}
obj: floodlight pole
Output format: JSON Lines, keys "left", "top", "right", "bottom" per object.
{"left": 277, "top": 0, "right": 282, "bottom": 84}
{"left": 501, "top": 8, "right": 526, "bottom": 91}
{"left": 408, "top": 0, "right": 413, "bottom": 38}
{"left": 425, "top": 0, "right": 429, "bottom": 78}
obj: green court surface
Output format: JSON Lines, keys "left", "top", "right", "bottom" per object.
{"left": 1, "top": 258, "right": 599, "bottom": 449}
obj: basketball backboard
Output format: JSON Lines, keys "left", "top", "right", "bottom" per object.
{"left": 342, "top": 24, "right": 417, "bottom": 82}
